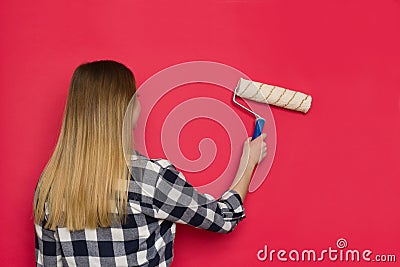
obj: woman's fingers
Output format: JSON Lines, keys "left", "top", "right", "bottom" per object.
{"left": 258, "top": 137, "right": 267, "bottom": 163}
{"left": 245, "top": 132, "right": 268, "bottom": 165}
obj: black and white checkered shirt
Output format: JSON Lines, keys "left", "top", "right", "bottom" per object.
{"left": 35, "top": 152, "right": 246, "bottom": 266}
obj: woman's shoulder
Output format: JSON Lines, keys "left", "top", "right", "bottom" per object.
{"left": 127, "top": 150, "right": 180, "bottom": 187}
{"left": 127, "top": 151, "right": 183, "bottom": 200}
{"left": 129, "top": 150, "right": 176, "bottom": 170}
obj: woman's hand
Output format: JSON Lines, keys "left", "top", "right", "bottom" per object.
{"left": 240, "top": 133, "right": 267, "bottom": 168}
{"left": 230, "top": 133, "right": 267, "bottom": 201}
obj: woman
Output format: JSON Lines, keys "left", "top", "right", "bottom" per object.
{"left": 34, "top": 60, "right": 267, "bottom": 267}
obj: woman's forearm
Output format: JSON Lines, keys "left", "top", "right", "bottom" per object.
{"left": 229, "top": 161, "right": 256, "bottom": 202}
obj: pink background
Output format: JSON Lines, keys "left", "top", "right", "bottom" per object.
{"left": 1, "top": 0, "right": 399, "bottom": 266}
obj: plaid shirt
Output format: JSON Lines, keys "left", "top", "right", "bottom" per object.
{"left": 35, "top": 152, "right": 246, "bottom": 266}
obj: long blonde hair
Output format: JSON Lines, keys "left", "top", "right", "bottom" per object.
{"left": 34, "top": 60, "right": 136, "bottom": 231}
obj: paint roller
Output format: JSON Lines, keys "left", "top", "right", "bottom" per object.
{"left": 233, "top": 78, "right": 312, "bottom": 140}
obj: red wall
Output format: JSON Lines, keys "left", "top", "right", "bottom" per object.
{"left": 1, "top": 1, "right": 399, "bottom": 266}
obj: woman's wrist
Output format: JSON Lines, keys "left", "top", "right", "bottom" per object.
{"left": 240, "top": 154, "right": 257, "bottom": 171}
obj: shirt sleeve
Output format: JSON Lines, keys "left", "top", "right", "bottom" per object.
{"left": 149, "top": 161, "right": 246, "bottom": 234}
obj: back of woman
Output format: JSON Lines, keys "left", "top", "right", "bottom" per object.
{"left": 34, "top": 60, "right": 266, "bottom": 267}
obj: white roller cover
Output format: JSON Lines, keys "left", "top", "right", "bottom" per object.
{"left": 236, "top": 78, "right": 312, "bottom": 113}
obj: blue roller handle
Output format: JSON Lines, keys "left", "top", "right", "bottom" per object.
{"left": 251, "top": 117, "right": 265, "bottom": 140}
